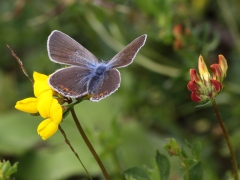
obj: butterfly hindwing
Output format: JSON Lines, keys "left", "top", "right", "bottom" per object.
{"left": 49, "top": 66, "right": 91, "bottom": 98}
{"left": 89, "top": 69, "right": 121, "bottom": 102}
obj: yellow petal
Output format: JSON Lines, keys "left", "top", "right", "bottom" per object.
{"left": 15, "top": 98, "right": 38, "bottom": 113}
{"left": 198, "top": 55, "right": 210, "bottom": 81}
{"left": 218, "top": 55, "right": 228, "bottom": 78}
{"left": 37, "top": 118, "right": 58, "bottom": 140}
{"left": 33, "top": 71, "right": 49, "bottom": 83}
{"left": 50, "top": 99, "right": 62, "bottom": 124}
{"left": 33, "top": 72, "right": 53, "bottom": 98}
{"left": 38, "top": 89, "right": 53, "bottom": 99}
{"left": 37, "top": 92, "right": 53, "bottom": 118}
{"left": 37, "top": 118, "right": 52, "bottom": 131}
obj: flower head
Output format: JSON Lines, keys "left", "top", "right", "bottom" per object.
{"left": 164, "top": 138, "right": 181, "bottom": 156}
{"left": 37, "top": 97, "right": 62, "bottom": 140}
{"left": 15, "top": 72, "right": 63, "bottom": 140}
{"left": 187, "top": 55, "right": 228, "bottom": 102}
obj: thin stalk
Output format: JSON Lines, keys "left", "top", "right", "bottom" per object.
{"left": 184, "top": 164, "right": 189, "bottom": 180}
{"left": 7, "top": 44, "right": 33, "bottom": 84}
{"left": 179, "top": 154, "right": 189, "bottom": 180}
{"left": 211, "top": 99, "right": 238, "bottom": 180}
{"left": 70, "top": 107, "right": 111, "bottom": 180}
{"left": 112, "top": 151, "right": 124, "bottom": 180}
{"left": 58, "top": 125, "right": 93, "bottom": 180}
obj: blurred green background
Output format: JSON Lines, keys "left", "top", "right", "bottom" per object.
{"left": 1, "top": 0, "right": 240, "bottom": 179}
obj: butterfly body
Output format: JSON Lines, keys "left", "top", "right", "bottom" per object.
{"left": 47, "top": 30, "right": 147, "bottom": 102}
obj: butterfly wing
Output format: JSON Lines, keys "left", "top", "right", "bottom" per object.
{"left": 47, "top": 30, "right": 99, "bottom": 67}
{"left": 49, "top": 66, "right": 91, "bottom": 98}
{"left": 89, "top": 69, "right": 121, "bottom": 102}
{"left": 108, "top": 34, "right": 147, "bottom": 68}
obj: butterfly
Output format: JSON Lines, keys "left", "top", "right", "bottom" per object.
{"left": 47, "top": 30, "right": 147, "bottom": 102}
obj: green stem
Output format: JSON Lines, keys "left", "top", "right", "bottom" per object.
{"left": 70, "top": 107, "right": 111, "bottom": 180}
{"left": 211, "top": 99, "right": 238, "bottom": 180}
{"left": 58, "top": 125, "right": 93, "bottom": 180}
{"left": 112, "top": 152, "right": 124, "bottom": 180}
{"left": 179, "top": 154, "right": 189, "bottom": 180}
{"left": 185, "top": 165, "right": 189, "bottom": 180}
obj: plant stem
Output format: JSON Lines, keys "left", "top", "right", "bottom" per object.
{"left": 7, "top": 44, "right": 33, "bottom": 84}
{"left": 58, "top": 125, "right": 93, "bottom": 180}
{"left": 211, "top": 99, "right": 238, "bottom": 180}
{"left": 185, "top": 163, "right": 189, "bottom": 180}
{"left": 70, "top": 107, "right": 111, "bottom": 180}
{"left": 179, "top": 154, "right": 189, "bottom": 180}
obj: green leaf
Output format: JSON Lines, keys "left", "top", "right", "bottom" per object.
{"left": 156, "top": 151, "right": 170, "bottom": 180}
{"left": 2, "top": 161, "right": 11, "bottom": 176}
{"left": 183, "top": 158, "right": 195, "bottom": 168}
{"left": 181, "top": 147, "right": 188, "bottom": 158}
{"left": 191, "top": 142, "right": 202, "bottom": 160}
{"left": 6, "top": 162, "right": 19, "bottom": 176}
{"left": 185, "top": 162, "right": 203, "bottom": 180}
{"left": 184, "top": 139, "right": 192, "bottom": 148}
{"left": 123, "top": 167, "right": 151, "bottom": 180}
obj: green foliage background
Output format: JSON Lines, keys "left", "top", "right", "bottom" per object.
{"left": 1, "top": 0, "right": 240, "bottom": 179}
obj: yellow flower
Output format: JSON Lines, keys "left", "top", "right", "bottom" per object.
{"left": 37, "top": 97, "right": 62, "bottom": 140}
{"left": 15, "top": 72, "right": 62, "bottom": 140}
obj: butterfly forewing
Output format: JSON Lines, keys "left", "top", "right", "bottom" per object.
{"left": 90, "top": 69, "right": 121, "bottom": 102}
{"left": 108, "top": 34, "right": 147, "bottom": 68}
{"left": 49, "top": 66, "right": 91, "bottom": 98}
{"left": 47, "top": 30, "right": 99, "bottom": 67}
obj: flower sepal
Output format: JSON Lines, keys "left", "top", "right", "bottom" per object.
{"left": 194, "top": 100, "right": 211, "bottom": 108}
{"left": 30, "top": 112, "right": 40, "bottom": 116}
